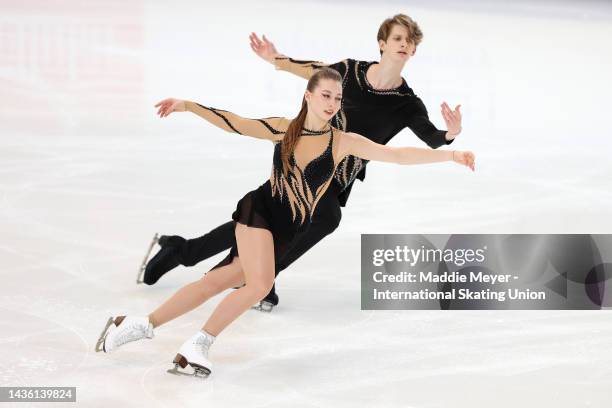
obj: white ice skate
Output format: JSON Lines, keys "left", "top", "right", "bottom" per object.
{"left": 95, "top": 316, "right": 154, "bottom": 353}
{"left": 136, "top": 233, "right": 160, "bottom": 284}
{"left": 167, "top": 331, "right": 215, "bottom": 379}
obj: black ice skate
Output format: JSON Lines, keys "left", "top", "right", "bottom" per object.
{"left": 139, "top": 235, "right": 186, "bottom": 285}
{"left": 136, "top": 233, "right": 160, "bottom": 284}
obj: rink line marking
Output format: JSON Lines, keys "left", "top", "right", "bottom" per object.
{"left": 0, "top": 327, "right": 67, "bottom": 345}
{"left": 0, "top": 306, "right": 91, "bottom": 381}
{"left": 140, "top": 362, "right": 171, "bottom": 408}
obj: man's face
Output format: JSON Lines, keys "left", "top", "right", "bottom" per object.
{"left": 379, "top": 24, "right": 416, "bottom": 61}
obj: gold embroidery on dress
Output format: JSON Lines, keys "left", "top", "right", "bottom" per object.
{"left": 334, "top": 155, "right": 365, "bottom": 188}
{"left": 354, "top": 61, "right": 363, "bottom": 90}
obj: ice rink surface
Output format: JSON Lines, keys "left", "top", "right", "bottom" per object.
{"left": 1, "top": 0, "right": 612, "bottom": 406}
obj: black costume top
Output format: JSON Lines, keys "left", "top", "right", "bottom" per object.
{"left": 274, "top": 57, "right": 453, "bottom": 206}
{"left": 184, "top": 101, "right": 341, "bottom": 261}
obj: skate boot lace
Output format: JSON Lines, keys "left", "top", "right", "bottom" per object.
{"left": 193, "top": 334, "right": 213, "bottom": 357}
{"left": 114, "top": 321, "right": 153, "bottom": 348}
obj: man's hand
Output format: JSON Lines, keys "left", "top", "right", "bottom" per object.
{"left": 441, "top": 102, "right": 462, "bottom": 140}
{"left": 249, "top": 32, "right": 281, "bottom": 65}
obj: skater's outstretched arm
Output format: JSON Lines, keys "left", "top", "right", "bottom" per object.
{"left": 155, "top": 98, "right": 287, "bottom": 142}
{"left": 249, "top": 32, "right": 346, "bottom": 80}
{"left": 273, "top": 56, "right": 336, "bottom": 80}
{"left": 338, "top": 131, "right": 475, "bottom": 170}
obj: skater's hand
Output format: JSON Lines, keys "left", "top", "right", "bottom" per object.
{"left": 452, "top": 150, "right": 475, "bottom": 171}
{"left": 442, "top": 102, "right": 462, "bottom": 140}
{"left": 155, "top": 98, "right": 186, "bottom": 118}
{"left": 249, "top": 32, "right": 280, "bottom": 64}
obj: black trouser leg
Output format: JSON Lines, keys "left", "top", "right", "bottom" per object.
{"left": 142, "top": 221, "right": 235, "bottom": 285}
{"left": 179, "top": 221, "right": 236, "bottom": 266}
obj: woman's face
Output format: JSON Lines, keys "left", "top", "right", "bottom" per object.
{"left": 305, "top": 78, "right": 342, "bottom": 122}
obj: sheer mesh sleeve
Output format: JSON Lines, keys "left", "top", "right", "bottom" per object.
{"left": 185, "top": 101, "right": 288, "bottom": 142}
{"left": 274, "top": 57, "right": 349, "bottom": 81}
{"left": 274, "top": 56, "right": 327, "bottom": 79}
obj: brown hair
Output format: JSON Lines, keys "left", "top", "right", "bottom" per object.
{"left": 377, "top": 14, "right": 423, "bottom": 55}
{"left": 281, "top": 67, "right": 342, "bottom": 176}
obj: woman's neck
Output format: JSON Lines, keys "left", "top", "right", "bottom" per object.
{"left": 303, "top": 113, "right": 328, "bottom": 131}
{"left": 367, "top": 57, "right": 405, "bottom": 89}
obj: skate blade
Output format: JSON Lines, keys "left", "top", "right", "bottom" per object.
{"left": 95, "top": 316, "right": 114, "bottom": 352}
{"left": 136, "top": 233, "right": 160, "bottom": 284}
{"left": 251, "top": 300, "right": 275, "bottom": 313}
{"left": 167, "top": 363, "right": 211, "bottom": 379}
{"left": 167, "top": 354, "right": 211, "bottom": 379}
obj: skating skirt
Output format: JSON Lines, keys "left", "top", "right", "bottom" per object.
{"left": 209, "top": 181, "right": 307, "bottom": 273}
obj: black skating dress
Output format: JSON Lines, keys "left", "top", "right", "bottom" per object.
{"left": 183, "top": 101, "right": 340, "bottom": 269}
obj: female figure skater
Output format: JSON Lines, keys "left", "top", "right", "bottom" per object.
{"left": 97, "top": 68, "right": 475, "bottom": 378}
{"left": 139, "top": 14, "right": 463, "bottom": 312}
